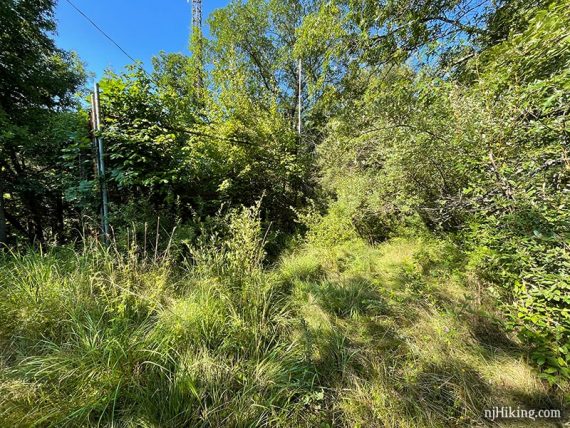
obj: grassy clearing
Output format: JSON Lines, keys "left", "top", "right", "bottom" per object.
{"left": 0, "top": 214, "right": 567, "bottom": 426}
{"left": 280, "top": 238, "right": 568, "bottom": 427}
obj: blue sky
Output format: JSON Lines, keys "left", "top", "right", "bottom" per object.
{"left": 54, "top": 0, "right": 228, "bottom": 82}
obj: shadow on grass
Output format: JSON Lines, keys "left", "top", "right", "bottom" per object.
{"left": 396, "top": 359, "right": 492, "bottom": 426}
{"left": 297, "top": 247, "right": 567, "bottom": 426}
{"left": 468, "top": 311, "right": 524, "bottom": 357}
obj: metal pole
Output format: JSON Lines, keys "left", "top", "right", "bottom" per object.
{"left": 297, "top": 59, "right": 302, "bottom": 136}
{"left": 93, "top": 83, "right": 110, "bottom": 244}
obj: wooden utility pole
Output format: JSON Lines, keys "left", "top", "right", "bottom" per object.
{"left": 91, "top": 83, "right": 110, "bottom": 245}
{"left": 297, "top": 59, "right": 302, "bottom": 136}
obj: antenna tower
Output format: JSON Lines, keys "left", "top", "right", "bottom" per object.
{"left": 190, "top": 0, "right": 204, "bottom": 89}
{"left": 192, "top": 0, "right": 202, "bottom": 31}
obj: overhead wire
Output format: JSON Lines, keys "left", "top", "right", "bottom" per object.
{"left": 63, "top": 0, "right": 258, "bottom": 147}
{"left": 63, "top": 0, "right": 138, "bottom": 64}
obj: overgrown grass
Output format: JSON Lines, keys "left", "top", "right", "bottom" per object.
{"left": 0, "top": 209, "right": 567, "bottom": 426}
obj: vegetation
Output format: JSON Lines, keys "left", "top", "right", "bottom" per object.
{"left": 1, "top": 210, "right": 565, "bottom": 426}
{"left": 0, "top": 0, "right": 568, "bottom": 425}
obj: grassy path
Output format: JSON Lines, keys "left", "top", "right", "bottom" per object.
{"left": 0, "top": 235, "right": 567, "bottom": 426}
{"left": 282, "top": 237, "right": 567, "bottom": 426}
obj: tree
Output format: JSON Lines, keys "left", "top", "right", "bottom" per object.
{"left": 209, "top": 0, "right": 332, "bottom": 143}
{"left": 0, "top": 0, "right": 85, "bottom": 246}
{"left": 318, "top": 0, "right": 570, "bottom": 380}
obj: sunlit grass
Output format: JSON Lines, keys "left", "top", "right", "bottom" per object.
{"left": 0, "top": 216, "right": 566, "bottom": 426}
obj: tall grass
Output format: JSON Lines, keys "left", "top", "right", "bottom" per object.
{"left": 0, "top": 206, "right": 566, "bottom": 426}
{"left": 0, "top": 207, "right": 317, "bottom": 426}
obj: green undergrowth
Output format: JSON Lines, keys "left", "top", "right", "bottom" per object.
{"left": 0, "top": 210, "right": 567, "bottom": 426}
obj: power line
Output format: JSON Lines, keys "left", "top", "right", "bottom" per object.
{"left": 63, "top": 0, "right": 249, "bottom": 146}
{"left": 63, "top": 0, "right": 138, "bottom": 64}
{"left": 63, "top": 0, "right": 159, "bottom": 85}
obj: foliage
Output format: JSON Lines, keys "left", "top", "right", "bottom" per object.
{"left": 318, "top": 0, "right": 570, "bottom": 382}
{"left": 1, "top": 0, "right": 569, "bottom": 403}
{"left": 93, "top": 45, "right": 313, "bottom": 236}
{"left": 463, "top": 0, "right": 570, "bottom": 382}
{"left": 0, "top": 0, "right": 86, "bottom": 246}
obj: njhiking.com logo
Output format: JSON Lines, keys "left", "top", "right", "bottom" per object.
{"left": 484, "top": 406, "right": 562, "bottom": 422}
